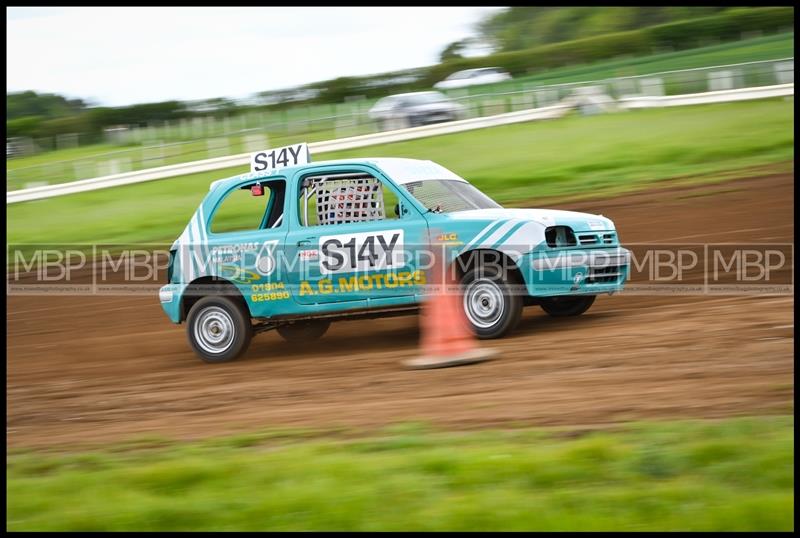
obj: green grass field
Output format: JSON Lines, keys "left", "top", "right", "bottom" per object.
{"left": 6, "top": 32, "right": 793, "bottom": 190}
{"left": 7, "top": 98, "right": 794, "bottom": 249}
{"left": 7, "top": 416, "right": 793, "bottom": 531}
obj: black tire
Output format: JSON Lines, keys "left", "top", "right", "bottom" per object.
{"left": 460, "top": 265, "right": 523, "bottom": 339}
{"left": 539, "top": 295, "right": 596, "bottom": 317}
{"left": 186, "top": 296, "right": 253, "bottom": 363}
{"left": 277, "top": 319, "right": 331, "bottom": 342}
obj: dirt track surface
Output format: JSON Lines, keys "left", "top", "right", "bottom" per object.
{"left": 7, "top": 174, "right": 794, "bottom": 450}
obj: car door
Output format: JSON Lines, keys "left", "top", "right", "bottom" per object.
{"left": 285, "top": 164, "right": 429, "bottom": 307}
{"left": 203, "top": 176, "right": 290, "bottom": 318}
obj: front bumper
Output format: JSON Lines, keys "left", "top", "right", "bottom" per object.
{"left": 159, "top": 282, "right": 188, "bottom": 323}
{"left": 523, "top": 247, "right": 630, "bottom": 297}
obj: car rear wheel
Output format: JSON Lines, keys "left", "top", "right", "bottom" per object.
{"left": 187, "top": 296, "right": 252, "bottom": 363}
{"left": 539, "top": 295, "right": 596, "bottom": 317}
{"left": 461, "top": 266, "right": 523, "bottom": 339}
{"left": 277, "top": 319, "right": 331, "bottom": 342}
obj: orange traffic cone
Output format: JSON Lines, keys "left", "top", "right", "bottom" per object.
{"left": 403, "top": 241, "right": 497, "bottom": 370}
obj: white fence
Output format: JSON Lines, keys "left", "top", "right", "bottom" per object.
{"left": 7, "top": 81, "right": 794, "bottom": 205}
{"left": 617, "top": 82, "right": 794, "bottom": 109}
{"left": 6, "top": 104, "right": 570, "bottom": 203}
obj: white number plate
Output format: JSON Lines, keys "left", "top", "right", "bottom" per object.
{"left": 250, "top": 142, "right": 310, "bottom": 173}
{"left": 319, "top": 230, "right": 404, "bottom": 275}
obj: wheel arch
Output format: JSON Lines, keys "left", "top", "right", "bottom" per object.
{"left": 451, "top": 248, "right": 525, "bottom": 285}
{"left": 180, "top": 276, "right": 250, "bottom": 322}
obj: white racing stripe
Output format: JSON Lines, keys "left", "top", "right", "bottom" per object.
{"left": 197, "top": 204, "right": 210, "bottom": 269}
{"left": 461, "top": 220, "right": 502, "bottom": 251}
{"left": 501, "top": 222, "right": 547, "bottom": 261}
{"left": 185, "top": 221, "right": 197, "bottom": 282}
{"left": 478, "top": 219, "right": 523, "bottom": 249}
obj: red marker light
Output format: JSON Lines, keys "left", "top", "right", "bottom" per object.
{"left": 251, "top": 184, "right": 264, "bottom": 196}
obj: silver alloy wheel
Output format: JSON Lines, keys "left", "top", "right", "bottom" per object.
{"left": 194, "top": 306, "right": 235, "bottom": 355}
{"left": 463, "top": 278, "right": 505, "bottom": 329}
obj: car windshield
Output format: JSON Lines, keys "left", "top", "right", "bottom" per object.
{"left": 446, "top": 70, "right": 473, "bottom": 80}
{"left": 403, "top": 92, "right": 446, "bottom": 105}
{"left": 372, "top": 97, "right": 396, "bottom": 110}
{"left": 402, "top": 180, "right": 502, "bottom": 213}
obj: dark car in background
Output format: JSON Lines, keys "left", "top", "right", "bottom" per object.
{"left": 368, "top": 91, "right": 466, "bottom": 131}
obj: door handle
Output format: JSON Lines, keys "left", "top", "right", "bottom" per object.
{"left": 296, "top": 237, "right": 316, "bottom": 247}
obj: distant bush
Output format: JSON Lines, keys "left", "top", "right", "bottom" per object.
{"left": 7, "top": 116, "right": 44, "bottom": 139}
{"left": 424, "top": 7, "right": 793, "bottom": 84}
{"left": 423, "top": 31, "right": 651, "bottom": 85}
{"left": 476, "top": 7, "right": 731, "bottom": 52}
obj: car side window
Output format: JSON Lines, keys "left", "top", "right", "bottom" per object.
{"left": 297, "top": 172, "right": 402, "bottom": 227}
{"left": 211, "top": 179, "right": 286, "bottom": 233}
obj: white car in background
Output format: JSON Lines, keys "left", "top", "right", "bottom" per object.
{"left": 434, "top": 67, "right": 512, "bottom": 90}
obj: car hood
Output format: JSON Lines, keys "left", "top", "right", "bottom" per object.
{"left": 441, "top": 208, "right": 618, "bottom": 260}
{"left": 447, "top": 207, "right": 615, "bottom": 231}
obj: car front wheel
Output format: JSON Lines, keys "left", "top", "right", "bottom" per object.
{"left": 460, "top": 266, "right": 523, "bottom": 339}
{"left": 186, "top": 296, "right": 253, "bottom": 363}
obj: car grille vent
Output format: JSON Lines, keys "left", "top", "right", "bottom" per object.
{"left": 587, "top": 265, "right": 623, "bottom": 283}
{"left": 576, "top": 232, "right": 617, "bottom": 246}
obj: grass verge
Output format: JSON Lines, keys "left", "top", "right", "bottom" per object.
{"left": 6, "top": 416, "right": 794, "bottom": 531}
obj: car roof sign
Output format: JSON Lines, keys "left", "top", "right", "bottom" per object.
{"left": 249, "top": 142, "right": 311, "bottom": 174}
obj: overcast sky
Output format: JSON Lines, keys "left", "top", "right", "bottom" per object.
{"left": 7, "top": 6, "right": 505, "bottom": 107}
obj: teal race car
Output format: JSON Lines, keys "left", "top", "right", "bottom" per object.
{"left": 160, "top": 143, "right": 630, "bottom": 363}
